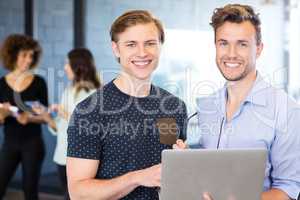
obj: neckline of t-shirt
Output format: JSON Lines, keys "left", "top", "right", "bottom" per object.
{"left": 110, "top": 79, "right": 158, "bottom": 100}
{"left": 4, "top": 74, "right": 37, "bottom": 93}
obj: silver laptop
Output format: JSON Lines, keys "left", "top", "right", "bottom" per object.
{"left": 160, "top": 149, "right": 267, "bottom": 200}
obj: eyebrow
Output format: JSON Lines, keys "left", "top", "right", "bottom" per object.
{"left": 123, "top": 39, "right": 158, "bottom": 44}
{"left": 144, "top": 39, "right": 158, "bottom": 43}
{"left": 124, "top": 40, "right": 137, "bottom": 44}
{"left": 237, "top": 40, "right": 249, "bottom": 43}
{"left": 216, "top": 39, "right": 249, "bottom": 43}
{"left": 216, "top": 39, "right": 227, "bottom": 43}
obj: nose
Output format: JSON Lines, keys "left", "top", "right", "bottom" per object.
{"left": 64, "top": 65, "right": 67, "bottom": 73}
{"left": 137, "top": 44, "right": 147, "bottom": 57}
{"left": 25, "top": 55, "right": 33, "bottom": 65}
{"left": 227, "top": 45, "right": 237, "bottom": 58}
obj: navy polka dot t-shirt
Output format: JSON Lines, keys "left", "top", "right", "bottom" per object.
{"left": 67, "top": 81, "right": 187, "bottom": 200}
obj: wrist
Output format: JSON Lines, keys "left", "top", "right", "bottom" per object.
{"left": 0, "top": 111, "right": 9, "bottom": 118}
{"left": 127, "top": 170, "right": 142, "bottom": 188}
{"left": 41, "top": 112, "right": 51, "bottom": 122}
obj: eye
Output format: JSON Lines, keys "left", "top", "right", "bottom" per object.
{"left": 146, "top": 41, "right": 158, "bottom": 47}
{"left": 239, "top": 42, "right": 248, "bottom": 48}
{"left": 126, "top": 43, "right": 136, "bottom": 47}
{"left": 28, "top": 52, "right": 34, "bottom": 59}
{"left": 218, "top": 41, "right": 228, "bottom": 47}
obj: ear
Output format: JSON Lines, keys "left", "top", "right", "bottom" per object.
{"left": 256, "top": 42, "right": 264, "bottom": 59}
{"left": 111, "top": 41, "right": 120, "bottom": 58}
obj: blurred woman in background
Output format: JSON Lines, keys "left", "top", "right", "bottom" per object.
{"left": 0, "top": 34, "right": 48, "bottom": 200}
{"left": 42, "top": 48, "right": 101, "bottom": 200}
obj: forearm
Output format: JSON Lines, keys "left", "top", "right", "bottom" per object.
{"left": 28, "top": 114, "right": 48, "bottom": 124}
{"left": 43, "top": 113, "right": 57, "bottom": 131}
{"left": 261, "top": 189, "right": 290, "bottom": 200}
{"left": 0, "top": 116, "right": 4, "bottom": 124}
{"left": 0, "top": 111, "right": 9, "bottom": 123}
{"left": 70, "top": 171, "right": 139, "bottom": 200}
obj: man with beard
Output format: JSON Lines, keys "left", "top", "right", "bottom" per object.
{"left": 175, "top": 4, "right": 300, "bottom": 200}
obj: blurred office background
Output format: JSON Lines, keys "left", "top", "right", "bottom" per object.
{"left": 0, "top": 0, "right": 299, "bottom": 199}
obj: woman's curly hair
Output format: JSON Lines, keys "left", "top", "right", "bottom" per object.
{"left": 0, "top": 34, "right": 42, "bottom": 71}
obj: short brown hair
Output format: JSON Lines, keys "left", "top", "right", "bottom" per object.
{"left": 0, "top": 34, "right": 42, "bottom": 71}
{"left": 110, "top": 10, "right": 165, "bottom": 44}
{"left": 210, "top": 4, "right": 262, "bottom": 44}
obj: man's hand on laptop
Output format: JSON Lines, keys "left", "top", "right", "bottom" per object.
{"left": 132, "top": 164, "right": 161, "bottom": 187}
{"left": 202, "top": 192, "right": 213, "bottom": 200}
{"left": 202, "top": 193, "right": 238, "bottom": 200}
{"left": 172, "top": 139, "right": 188, "bottom": 149}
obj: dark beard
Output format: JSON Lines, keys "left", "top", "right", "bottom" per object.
{"left": 218, "top": 66, "right": 248, "bottom": 82}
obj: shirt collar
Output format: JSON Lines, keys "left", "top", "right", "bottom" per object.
{"left": 244, "top": 72, "right": 270, "bottom": 106}
{"left": 220, "top": 72, "right": 270, "bottom": 108}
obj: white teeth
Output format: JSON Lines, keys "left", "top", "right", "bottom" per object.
{"left": 225, "top": 62, "right": 240, "bottom": 68}
{"left": 132, "top": 60, "right": 151, "bottom": 66}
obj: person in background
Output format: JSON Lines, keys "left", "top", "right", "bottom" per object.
{"left": 0, "top": 34, "right": 48, "bottom": 200}
{"left": 39, "top": 48, "right": 101, "bottom": 200}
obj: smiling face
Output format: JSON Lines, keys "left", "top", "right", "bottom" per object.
{"left": 215, "top": 21, "right": 263, "bottom": 82}
{"left": 15, "top": 49, "right": 34, "bottom": 72}
{"left": 111, "top": 22, "right": 161, "bottom": 81}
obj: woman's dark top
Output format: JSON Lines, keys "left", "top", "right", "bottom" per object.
{"left": 0, "top": 75, "right": 48, "bottom": 143}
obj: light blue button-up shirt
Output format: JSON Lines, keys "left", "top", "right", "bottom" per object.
{"left": 194, "top": 72, "right": 300, "bottom": 199}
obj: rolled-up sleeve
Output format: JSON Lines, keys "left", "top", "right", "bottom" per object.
{"left": 271, "top": 108, "right": 300, "bottom": 199}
